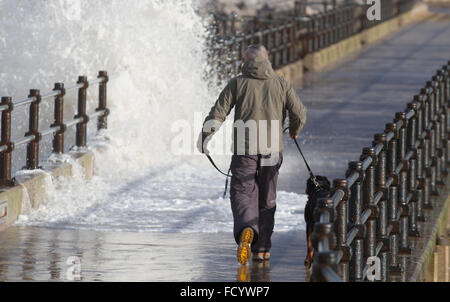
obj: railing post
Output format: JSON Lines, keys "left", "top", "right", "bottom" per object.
{"left": 310, "top": 252, "right": 340, "bottom": 282}
{"left": 388, "top": 184, "right": 403, "bottom": 275}
{"left": 413, "top": 95, "right": 426, "bottom": 222}
{"left": 394, "top": 112, "right": 412, "bottom": 256}
{"left": 432, "top": 73, "right": 445, "bottom": 186}
{"left": 281, "top": 22, "right": 288, "bottom": 66}
{"left": 333, "top": 179, "right": 350, "bottom": 281}
{"left": 361, "top": 147, "right": 377, "bottom": 260}
{"left": 385, "top": 123, "right": 402, "bottom": 275}
{"left": 25, "top": 89, "right": 41, "bottom": 170}
{"left": 373, "top": 133, "right": 390, "bottom": 281}
{"left": 435, "top": 67, "right": 447, "bottom": 178}
{"left": 428, "top": 80, "right": 440, "bottom": 197}
{"left": 438, "top": 67, "right": 449, "bottom": 175}
{"left": 0, "top": 97, "right": 14, "bottom": 186}
{"left": 75, "top": 76, "right": 89, "bottom": 148}
{"left": 96, "top": 71, "right": 109, "bottom": 131}
{"left": 421, "top": 87, "right": 433, "bottom": 210}
{"left": 290, "top": 20, "right": 297, "bottom": 63}
{"left": 386, "top": 123, "right": 397, "bottom": 178}
{"left": 407, "top": 102, "right": 420, "bottom": 237}
{"left": 347, "top": 161, "right": 364, "bottom": 281}
{"left": 311, "top": 217, "right": 338, "bottom": 282}
{"left": 52, "top": 83, "right": 66, "bottom": 154}
{"left": 444, "top": 63, "right": 450, "bottom": 167}
{"left": 295, "top": 0, "right": 307, "bottom": 16}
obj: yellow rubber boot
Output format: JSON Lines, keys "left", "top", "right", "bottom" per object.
{"left": 237, "top": 227, "right": 254, "bottom": 265}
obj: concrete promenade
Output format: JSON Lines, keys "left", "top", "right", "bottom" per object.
{"left": 0, "top": 8, "right": 449, "bottom": 282}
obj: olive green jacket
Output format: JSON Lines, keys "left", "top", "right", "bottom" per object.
{"left": 201, "top": 57, "right": 307, "bottom": 155}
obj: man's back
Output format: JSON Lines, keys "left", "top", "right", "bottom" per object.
{"left": 203, "top": 57, "right": 306, "bottom": 155}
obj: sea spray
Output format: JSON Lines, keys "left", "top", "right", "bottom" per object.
{"left": 16, "top": 184, "right": 32, "bottom": 222}
{"left": 2, "top": 0, "right": 308, "bottom": 231}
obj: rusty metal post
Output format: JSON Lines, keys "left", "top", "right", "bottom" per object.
{"left": 373, "top": 133, "right": 390, "bottom": 281}
{"left": 437, "top": 112, "right": 446, "bottom": 182}
{"left": 333, "top": 179, "right": 350, "bottom": 281}
{"left": 430, "top": 128, "right": 439, "bottom": 196}
{"left": 413, "top": 96, "right": 428, "bottom": 226}
{"left": 396, "top": 112, "right": 407, "bottom": 164}
{"left": 388, "top": 185, "right": 402, "bottom": 274}
{"left": 444, "top": 64, "right": 450, "bottom": 167}
{"left": 289, "top": 20, "right": 296, "bottom": 63}
{"left": 386, "top": 123, "right": 397, "bottom": 178}
{"left": 347, "top": 161, "right": 364, "bottom": 281}
{"left": 433, "top": 73, "right": 445, "bottom": 185}
{"left": 334, "top": 179, "right": 349, "bottom": 247}
{"left": 361, "top": 147, "right": 377, "bottom": 259}
{"left": 230, "top": 12, "right": 236, "bottom": 36}
{"left": 437, "top": 68, "right": 448, "bottom": 177}
{"left": 97, "top": 71, "right": 109, "bottom": 131}
{"left": 385, "top": 123, "right": 402, "bottom": 274}
{"left": 252, "top": 17, "right": 262, "bottom": 45}
{"left": 407, "top": 102, "right": 420, "bottom": 237}
{"left": 398, "top": 166, "right": 412, "bottom": 254}
{"left": 394, "top": 112, "right": 411, "bottom": 255}
{"left": 428, "top": 79, "right": 441, "bottom": 196}
{"left": 25, "top": 89, "right": 41, "bottom": 170}
{"left": 310, "top": 197, "right": 339, "bottom": 281}
{"left": 273, "top": 24, "right": 279, "bottom": 68}
{"left": 415, "top": 95, "right": 428, "bottom": 220}
{"left": 52, "top": 83, "right": 66, "bottom": 154}
{"left": 295, "top": 0, "right": 307, "bottom": 16}
{"left": 75, "top": 76, "right": 89, "bottom": 148}
{"left": 374, "top": 134, "right": 387, "bottom": 191}
{"left": 310, "top": 251, "right": 340, "bottom": 282}
{"left": 0, "top": 97, "right": 14, "bottom": 186}
{"left": 281, "top": 22, "right": 288, "bottom": 66}
{"left": 421, "top": 87, "right": 433, "bottom": 210}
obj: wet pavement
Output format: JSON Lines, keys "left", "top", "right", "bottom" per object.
{"left": 0, "top": 226, "right": 308, "bottom": 282}
{"left": 0, "top": 10, "right": 450, "bottom": 282}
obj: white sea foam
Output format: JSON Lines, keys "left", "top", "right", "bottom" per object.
{"left": 0, "top": 0, "right": 308, "bottom": 232}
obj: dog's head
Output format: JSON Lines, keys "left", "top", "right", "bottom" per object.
{"left": 305, "top": 175, "right": 331, "bottom": 197}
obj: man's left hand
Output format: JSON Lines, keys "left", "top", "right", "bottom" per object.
{"left": 196, "top": 132, "right": 210, "bottom": 155}
{"left": 289, "top": 132, "right": 298, "bottom": 140}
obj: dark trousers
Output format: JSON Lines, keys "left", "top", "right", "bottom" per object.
{"left": 230, "top": 153, "right": 283, "bottom": 253}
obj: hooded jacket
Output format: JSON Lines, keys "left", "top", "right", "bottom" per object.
{"left": 201, "top": 57, "right": 307, "bottom": 155}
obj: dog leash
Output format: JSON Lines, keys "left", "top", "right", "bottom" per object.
{"left": 205, "top": 131, "right": 321, "bottom": 197}
{"left": 205, "top": 154, "right": 232, "bottom": 198}
{"left": 205, "top": 154, "right": 232, "bottom": 178}
{"left": 283, "top": 127, "right": 321, "bottom": 190}
{"left": 292, "top": 137, "right": 321, "bottom": 190}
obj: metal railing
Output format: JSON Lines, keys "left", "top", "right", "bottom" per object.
{"left": 210, "top": 19, "right": 297, "bottom": 78}
{"left": 310, "top": 61, "right": 450, "bottom": 282}
{"left": 209, "top": 0, "right": 417, "bottom": 80}
{"left": 297, "top": 4, "right": 357, "bottom": 57}
{"left": 0, "top": 71, "right": 109, "bottom": 187}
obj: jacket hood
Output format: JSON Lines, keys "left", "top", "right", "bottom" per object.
{"left": 242, "top": 57, "right": 275, "bottom": 80}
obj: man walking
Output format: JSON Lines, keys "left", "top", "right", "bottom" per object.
{"left": 198, "top": 44, "right": 307, "bottom": 265}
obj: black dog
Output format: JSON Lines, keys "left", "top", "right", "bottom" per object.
{"left": 304, "top": 175, "right": 331, "bottom": 269}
